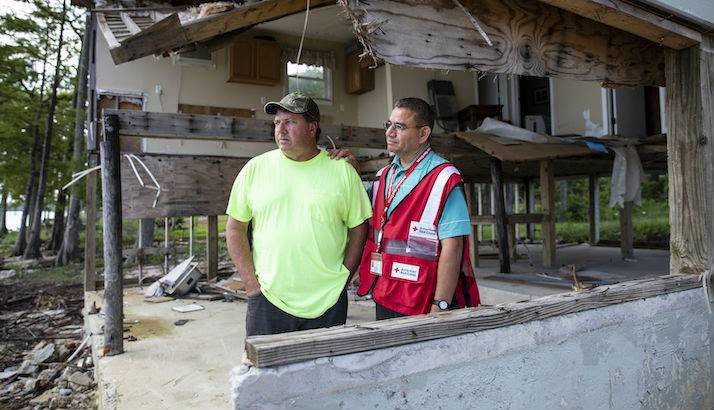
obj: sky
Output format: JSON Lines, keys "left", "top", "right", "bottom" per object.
{"left": 1, "top": 0, "right": 34, "bottom": 17}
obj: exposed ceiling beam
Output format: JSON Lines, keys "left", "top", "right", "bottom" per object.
{"left": 109, "top": 0, "right": 335, "bottom": 65}
{"left": 342, "top": 0, "right": 666, "bottom": 86}
{"left": 537, "top": 0, "right": 702, "bottom": 49}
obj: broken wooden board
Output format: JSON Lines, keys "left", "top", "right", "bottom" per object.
{"left": 178, "top": 104, "right": 255, "bottom": 118}
{"left": 456, "top": 132, "right": 598, "bottom": 162}
{"left": 108, "top": 0, "right": 335, "bottom": 64}
{"left": 245, "top": 274, "right": 701, "bottom": 367}
{"left": 120, "top": 154, "right": 247, "bottom": 219}
{"left": 343, "top": 0, "right": 666, "bottom": 86}
{"left": 108, "top": 109, "right": 474, "bottom": 153}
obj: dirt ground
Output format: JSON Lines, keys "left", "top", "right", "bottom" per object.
{"left": 0, "top": 257, "right": 96, "bottom": 410}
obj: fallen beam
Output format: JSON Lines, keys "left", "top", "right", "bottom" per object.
{"left": 109, "top": 0, "right": 335, "bottom": 64}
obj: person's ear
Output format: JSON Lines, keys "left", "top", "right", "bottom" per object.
{"left": 418, "top": 126, "right": 431, "bottom": 144}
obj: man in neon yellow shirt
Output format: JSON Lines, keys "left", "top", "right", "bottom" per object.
{"left": 225, "top": 92, "right": 372, "bottom": 336}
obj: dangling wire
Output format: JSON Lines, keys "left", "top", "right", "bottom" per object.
{"left": 294, "top": 0, "right": 311, "bottom": 92}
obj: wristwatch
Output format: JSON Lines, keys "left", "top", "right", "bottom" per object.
{"left": 433, "top": 299, "right": 449, "bottom": 310}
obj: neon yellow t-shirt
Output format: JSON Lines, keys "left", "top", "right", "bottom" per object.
{"left": 226, "top": 149, "right": 372, "bottom": 318}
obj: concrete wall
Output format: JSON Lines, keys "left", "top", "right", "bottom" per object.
{"left": 551, "top": 78, "right": 605, "bottom": 136}
{"left": 231, "top": 288, "right": 712, "bottom": 409}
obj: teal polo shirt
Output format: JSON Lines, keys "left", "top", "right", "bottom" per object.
{"left": 381, "top": 145, "right": 471, "bottom": 239}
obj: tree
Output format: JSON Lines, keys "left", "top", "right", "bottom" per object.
{"left": 24, "top": 0, "right": 68, "bottom": 259}
{"left": 0, "top": 188, "right": 7, "bottom": 235}
{"left": 57, "top": 11, "right": 90, "bottom": 264}
{"left": 4, "top": 17, "right": 50, "bottom": 256}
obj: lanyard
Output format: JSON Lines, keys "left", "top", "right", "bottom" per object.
{"left": 376, "top": 147, "right": 431, "bottom": 250}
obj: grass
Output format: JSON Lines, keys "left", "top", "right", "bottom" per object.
{"left": 474, "top": 215, "right": 669, "bottom": 244}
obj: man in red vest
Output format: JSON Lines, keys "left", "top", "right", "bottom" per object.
{"left": 337, "top": 98, "right": 480, "bottom": 319}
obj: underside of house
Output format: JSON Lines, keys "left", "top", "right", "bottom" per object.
{"left": 71, "top": 0, "right": 714, "bottom": 408}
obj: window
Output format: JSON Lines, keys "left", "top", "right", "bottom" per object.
{"left": 172, "top": 45, "right": 215, "bottom": 68}
{"left": 287, "top": 62, "right": 332, "bottom": 102}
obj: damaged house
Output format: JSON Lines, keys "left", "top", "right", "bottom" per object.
{"left": 72, "top": 0, "right": 714, "bottom": 408}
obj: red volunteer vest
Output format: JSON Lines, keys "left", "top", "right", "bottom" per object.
{"left": 357, "top": 162, "right": 480, "bottom": 315}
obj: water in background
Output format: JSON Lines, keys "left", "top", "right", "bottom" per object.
{"left": 5, "top": 210, "right": 55, "bottom": 232}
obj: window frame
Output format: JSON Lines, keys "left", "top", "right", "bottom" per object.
{"left": 285, "top": 62, "right": 333, "bottom": 105}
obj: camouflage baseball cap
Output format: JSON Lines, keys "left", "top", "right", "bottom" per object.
{"left": 264, "top": 92, "right": 320, "bottom": 122}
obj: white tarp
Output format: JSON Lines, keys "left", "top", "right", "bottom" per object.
{"left": 608, "top": 146, "right": 646, "bottom": 208}
{"left": 477, "top": 117, "right": 554, "bottom": 144}
{"left": 477, "top": 116, "right": 645, "bottom": 210}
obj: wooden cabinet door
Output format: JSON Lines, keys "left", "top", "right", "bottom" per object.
{"left": 228, "top": 40, "right": 254, "bottom": 83}
{"left": 345, "top": 49, "right": 374, "bottom": 95}
{"left": 346, "top": 49, "right": 360, "bottom": 94}
{"left": 255, "top": 40, "right": 281, "bottom": 85}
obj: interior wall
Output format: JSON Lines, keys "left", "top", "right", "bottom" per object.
{"left": 356, "top": 65, "right": 389, "bottom": 129}
{"left": 96, "top": 34, "right": 181, "bottom": 113}
{"left": 96, "top": 30, "right": 359, "bottom": 125}
{"left": 389, "top": 66, "right": 477, "bottom": 133}
{"left": 551, "top": 78, "right": 605, "bottom": 136}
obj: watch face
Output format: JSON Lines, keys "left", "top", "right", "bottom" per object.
{"left": 438, "top": 300, "right": 448, "bottom": 310}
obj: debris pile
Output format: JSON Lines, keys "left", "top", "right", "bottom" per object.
{"left": 0, "top": 281, "right": 95, "bottom": 409}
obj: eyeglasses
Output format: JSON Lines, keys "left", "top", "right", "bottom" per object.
{"left": 383, "top": 121, "right": 428, "bottom": 132}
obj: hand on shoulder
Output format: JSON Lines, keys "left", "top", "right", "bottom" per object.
{"left": 328, "top": 148, "right": 360, "bottom": 174}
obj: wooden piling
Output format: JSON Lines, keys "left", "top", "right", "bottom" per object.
{"left": 100, "top": 113, "right": 123, "bottom": 355}
{"left": 490, "top": 158, "right": 510, "bottom": 273}
{"left": 540, "top": 160, "right": 556, "bottom": 268}
{"left": 207, "top": 215, "right": 218, "bottom": 280}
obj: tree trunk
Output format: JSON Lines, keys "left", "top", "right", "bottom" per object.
{"left": 48, "top": 190, "right": 66, "bottom": 252}
{"left": 0, "top": 189, "right": 8, "bottom": 235}
{"left": 11, "top": 27, "right": 51, "bottom": 256}
{"left": 24, "top": 1, "right": 67, "bottom": 259}
{"left": 57, "top": 12, "right": 91, "bottom": 265}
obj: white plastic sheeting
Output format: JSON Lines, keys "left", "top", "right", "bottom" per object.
{"left": 608, "top": 146, "right": 645, "bottom": 208}
{"left": 477, "top": 116, "right": 645, "bottom": 210}
{"left": 477, "top": 117, "right": 554, "bottom": 143}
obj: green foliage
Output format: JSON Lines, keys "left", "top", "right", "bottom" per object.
{"left": 0, "top": 1, "right": 84, "bottom": 209}
{"left": 477, "top": 174, "right": 670, "bottom": 245}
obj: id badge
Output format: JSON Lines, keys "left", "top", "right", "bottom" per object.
{"left": 369, "top": 252, "right": 383, "bottom": 276}
{"left": 406, "top": 221, "right": 439, "bottom": 257}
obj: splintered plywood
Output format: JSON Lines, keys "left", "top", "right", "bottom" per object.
{"left": 120, "top": 154, "right": 247, "bottom": 219}
{"left": 456, "top": 132, "right": 597, "bottom": 162}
